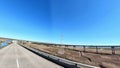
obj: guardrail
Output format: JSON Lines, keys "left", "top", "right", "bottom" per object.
{"left": 20, "top": 44, "right": 100, "bottom": 68}
{"left": 19, "top": 40, "right": 120, "bottom": 55}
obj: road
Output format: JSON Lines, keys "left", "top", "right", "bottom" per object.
{"left": 0, "top": 43, "right": 63, "bottom": 68}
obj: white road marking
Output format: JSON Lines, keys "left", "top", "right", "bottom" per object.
{"left": 16, "top": 58, "right": 20, "bottom": 68}
{"left": 15, "top": 44, "right": 20, "bottom": 68}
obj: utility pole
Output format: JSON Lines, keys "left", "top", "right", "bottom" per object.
{"left": 58, "top": 34, "right": 65, "bottom": 56}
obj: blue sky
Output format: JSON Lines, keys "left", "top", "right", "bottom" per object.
{"left": 0, "top": 0, "right": 120, "bottom": 45}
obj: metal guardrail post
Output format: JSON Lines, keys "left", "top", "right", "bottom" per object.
{"left": 74, "top": 64, "right": 77, "bottom": 68}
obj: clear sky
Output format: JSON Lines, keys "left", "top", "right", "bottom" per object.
{"left": 0, "top": 0, "right": 120, "bottom": 45}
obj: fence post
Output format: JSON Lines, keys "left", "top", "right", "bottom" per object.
{"left": 96, "top": 46, "right": 98, "bottom": 53}
{"left": 83, "top": 46, "right": 86, "bottom": 52}
{"left": 111, "top": 46, "right": 115, "bottom": 55}
{"left": 73, "top": 45, "right": 76, "bottom": 50}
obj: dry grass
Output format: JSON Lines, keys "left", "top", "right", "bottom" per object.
{"left": 24, "top": 43, "right": 120, "bottom": 68}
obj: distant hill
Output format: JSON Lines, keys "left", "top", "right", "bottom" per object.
{"left": 0, "top": 37, "right": 9, "bottom": 41}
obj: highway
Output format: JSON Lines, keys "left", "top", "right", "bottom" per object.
{"left": 0, "top": 43, "right": 63, "bottom": 68}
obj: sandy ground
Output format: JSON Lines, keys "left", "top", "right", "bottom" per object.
{"left": 21, "top": 42, "right": 120, "bottom": 68}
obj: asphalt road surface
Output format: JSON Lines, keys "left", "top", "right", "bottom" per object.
{"left": 0, "top": 43, "right": 63, "bottom": 68}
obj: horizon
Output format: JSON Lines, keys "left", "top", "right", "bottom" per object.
{"left": 1, "top": 37, "right": 120, "bottom": 46}
{"left": 0, "top": 0, "right": 120, "bottom": 45}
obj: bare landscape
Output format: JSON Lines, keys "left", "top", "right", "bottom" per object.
{"left": 22, "top": 42, "right": 120, "bottom": 68}
{"left": 0, "top": 37, "right": 8, "bottom": 41}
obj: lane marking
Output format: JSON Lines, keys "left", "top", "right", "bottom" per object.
{"left": 16, "top": 58, "right": 20, "bottom": 68}
{"left": 15, "top": 44, "right": 20, "bottom": 68}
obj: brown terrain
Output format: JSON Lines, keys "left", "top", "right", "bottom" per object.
{"left": 0, "top": 37, "right": 8, "bottom": 41}
{"left": 0, "top": 37, "right": 8, "bottom": 44}
{"left": 20, "top": 42, "right": 120, "bottom": 68}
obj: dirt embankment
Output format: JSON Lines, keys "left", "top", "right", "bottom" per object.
{"left": 24, "top": 43, "right": 120, "bottom": 68}
{"left": 0, "top": 37, "right": 8, "bottom": 41}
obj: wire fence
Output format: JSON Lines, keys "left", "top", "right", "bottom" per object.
{"left": 31, "top": 42, "right": 120, "bottom": 55}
